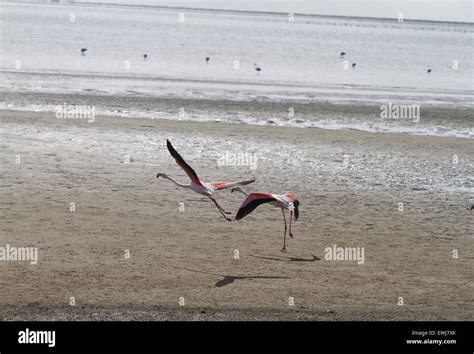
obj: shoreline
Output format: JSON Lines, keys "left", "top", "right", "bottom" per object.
{"left": 1, "top": 91, "right": 473, "bottom": 139}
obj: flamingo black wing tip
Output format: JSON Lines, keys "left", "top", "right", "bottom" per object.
{"left": 166, "top": 139, "right": 178, "bottom": 157}
{"left": 242, "top": 178, "right": 256, "bottom": 185}
{"left": 235, "top": 210, "right": 245, "bottom": 220}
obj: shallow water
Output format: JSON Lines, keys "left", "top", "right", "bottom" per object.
{"left": 1, "top": 1, "right": 473, "bottom": 137}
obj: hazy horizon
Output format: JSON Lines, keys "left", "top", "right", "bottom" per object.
{"left": 5, "top": 0, "right": 474, "bottom": 23}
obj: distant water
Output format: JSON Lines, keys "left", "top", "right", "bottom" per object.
{"left": 1, "top": 1, "right": 473, "bottom": 137}
{"left": 12, "top": 0, "right": 474, "bottom": 23}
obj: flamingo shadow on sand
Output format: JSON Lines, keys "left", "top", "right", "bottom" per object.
{"left": 182, "top": 267, "right": 289, "bottom": 288}
{"left": 215, "top": 275, "right": 290, "bottom": 288}
{"left": 250, "top": 254, "right": 320, "bottom": 262}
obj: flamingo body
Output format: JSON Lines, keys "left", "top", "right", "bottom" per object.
{"left": 157, "top": 140, "right": 255, "bottom": 221}
{"left": 233, "top": 189, "right": 300, "bottom": 251}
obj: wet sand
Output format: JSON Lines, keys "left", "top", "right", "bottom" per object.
{"left": 0, "top": 107, "right": 472, "bottom": 321}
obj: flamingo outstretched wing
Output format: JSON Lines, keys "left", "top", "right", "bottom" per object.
{"left": 209, "top": 179, "right": 255, "bottom": 191}
{"left": 166, "top": 140, "right": 202, "bottom": 185}
{"left": 235, "top": 192, "right": 276, "bottom": 220}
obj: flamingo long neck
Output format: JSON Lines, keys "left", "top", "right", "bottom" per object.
{"left": 163, "top": 175, "right": 191, "bottom": 189}
{"left": 232, "top": 186, "right": 249, "bottom": 196}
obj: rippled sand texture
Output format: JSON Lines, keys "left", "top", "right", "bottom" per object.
{"left": 0, "top": 109, "right": 472, "bottom": 320}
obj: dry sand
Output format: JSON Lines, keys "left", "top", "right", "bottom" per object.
{"left": 0, "top": 106, "right": 472, "bottom": 321}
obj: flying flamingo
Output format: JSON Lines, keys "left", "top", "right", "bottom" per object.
{"left": 156, "top": 140, "right": 255, "bottom": 221}
{"left": 232, "top": 186, "right": 300, "bottom": 251}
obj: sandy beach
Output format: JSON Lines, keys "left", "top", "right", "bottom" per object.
{"left": 1, "top": 0, "right": 472, "bottom": 323}
{"left": 0, "top": 101, "right": 472, "bottom": 321}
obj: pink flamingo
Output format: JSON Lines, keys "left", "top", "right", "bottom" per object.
{"left": 157, "top": 140, "right": 255, "bottom": 221}
{"left": 232, "top": 186, "right": 300, "bottom": 251}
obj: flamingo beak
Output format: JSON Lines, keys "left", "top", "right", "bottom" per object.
{"left": 294, "top": 200, "right": 300, "bottom": 220}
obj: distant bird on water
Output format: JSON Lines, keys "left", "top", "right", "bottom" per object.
{"left": 156, "top": 140, "right": 256, "bottom": 222}
{"left": 206, "top": 57, "right": 210, "bottom": 63}
{"left": 232, "top": 186, "right": 300, "bottom": 252}
{"left": 143, "top": 54, "right": 148, "bottom": 60}
{"left": 80, "top": 48, "right": 87, "bottom": 56}
{"left": 340, "top": 51, "right": 346, "bottom": 58}
{"left": 254, "top": 63, "right": 262, "bottom": 74}
{"left": 352, "top": 63, "right": 357, "bottom": 69}
{"left": 427, "top": 68, "right": 432, "bottom": 74}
